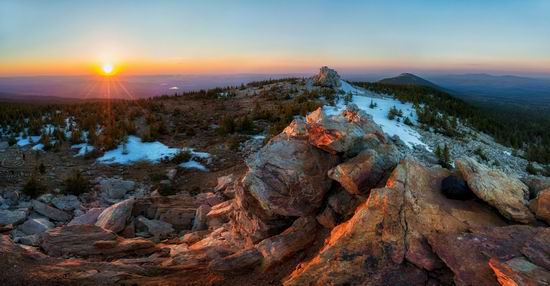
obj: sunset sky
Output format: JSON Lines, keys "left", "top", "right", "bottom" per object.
{"left": 1, "top": 0, "right": 549, "bottom": 76}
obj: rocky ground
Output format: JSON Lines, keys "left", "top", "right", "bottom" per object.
{"left": 1, "top": 67, "right": 550, "bottom": 285}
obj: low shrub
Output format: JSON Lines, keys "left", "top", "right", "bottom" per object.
{"left": 63, "top": 170, "right": 90, "bottom": 195}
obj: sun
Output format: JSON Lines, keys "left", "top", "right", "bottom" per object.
{"left": 101, "top": 63, "right": 115, "bottom": 76}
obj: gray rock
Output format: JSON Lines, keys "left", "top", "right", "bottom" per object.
{"left": 13, "top": 234, "right": 40, "bottom": 246}
{"left": 95, "top": 198, "right": 134, "bottom": 233}
{"left": 312, "top": 66, "right": 341, "bottom": 88}
{"left": 99, "top": 177, "right": 136, "bottom": 200}
{"left": 19, "top": 217, "right": 54, "bottom": 235}
{"left": 136, "top": 216, "right": 174, "bottom": 242}
{"left": 456, "top": 157, "right": 535, "bottom": 224}
{"left": 166, "top": 168, "right": 178, "bottom": 181}
{"left": 37, "top": 193, "right": 54, "bottom": 204}
{"left": 0, "top": 209, "right": 28, "bottom": 226}
{"left": 68, "top": 208, "right": 104, "bottom": 226}
{"left": 31, "top": 200, "right": 71, "bottom": 222}
{"left": 51, "top": 195, "right": 80, "bottom": 211}
{"left": 192, "top": 204, "right": 211, "bottom": 231}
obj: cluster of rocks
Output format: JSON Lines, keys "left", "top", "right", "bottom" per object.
{"left": 312, "top": 66, "right": 342, "bottom": 88}
{"left": 1, "top": 102, "right": 550, "bottom": 285}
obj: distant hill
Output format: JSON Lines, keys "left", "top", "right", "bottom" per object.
{"left": 426, "top": 73, "right": 550, "bottom": 110}
{"left": 378, "top": 73, "right": 443, "bottom": 90}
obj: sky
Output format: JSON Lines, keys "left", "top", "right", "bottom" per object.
{"left": 1, "top": 0, "right": 549, "bottom": 76}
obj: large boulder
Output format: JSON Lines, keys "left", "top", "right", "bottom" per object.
{"left": 39, "top": 224, "right": 158, "bottom": 258}
{"left": 529, "top": 188, "right": 550, "bottom": 224}
{"left": 242, "top": 134, "right": 339, "bottom": 218}
{"left": 51, "top": 195, "right": 80, "bottom": 211}
{"left": 0, "top": 209, "right": 27, "bottom": 226}
{"left": 68, "top": 208, "right": 104, "bottom": 226}
{"left": 428, "top": 226, "right": 550, "bottom": 286}
{"left": 305, "top": 106, "right": 385, "bottom": 155}
{"left": 18, "top": 218, "right": 54, "bottom": 235}
{"left": 312, "top": 66, "right": 341, "bottom": 88}
{"left": 328, "top": 144, "right": 401, "bottom": 195}
{"left": 98, "top": 177, "right": 136, "bottom": 200}
{"left": 230, "top": 183, "right": 293, "bottom": 247}
{"left": 31, "top": 200, "right": 71, "bottom": 222}
{"left": 285, "top": 158, "right": 505, "bottom": 286}
{"left": 95, "top": 198, "right": 134, "bottom": 233}
{"left": 456, "top": 157, "right": 535, "bottom": 223}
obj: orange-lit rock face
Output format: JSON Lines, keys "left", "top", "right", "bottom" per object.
{"left": 529, "top": 189, "right": 550, "bottom": 224}
{"left": 489, "top": 257, "right": 550, "bottom": 286}
{"left": 304, "top": 107, "right": 385, "bottom": 156}
{"left": 285, "top": 158, "right": 506, "bottom": 286}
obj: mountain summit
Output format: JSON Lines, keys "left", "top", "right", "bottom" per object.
{"left": 379, "top": 73, "right": 442, "bottom": 90}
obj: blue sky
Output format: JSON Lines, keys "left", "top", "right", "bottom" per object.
{"left": 1, "top": 0, "right": 549, "bottom": 76}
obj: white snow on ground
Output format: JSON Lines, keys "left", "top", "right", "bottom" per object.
{"left": 32, "top": 144, "right": 44, "bottom": 151}
{"left": 97, "top": 136, "right": 180, "bottom": 164}
{"left": 72, "top": 143, "right": 95, "bottom": 157}
{"left": 179, "top": 160, "right": 208, "bottom": 171}
{"left": 328, "top": 80, "right": 428, "bottom": 149}
{"left": 16, "top": 135, "right": 41, "bottom": 146}
{"left": 179, "top": 147, "right": 210, "bottom": 171}
{"left": 251, "top": 134, "right": 266, "bottom": 140}
{"left": 182, "top": 147, "right": 211, "bottom": 159}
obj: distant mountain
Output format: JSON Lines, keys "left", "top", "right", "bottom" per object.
{"left": 378, "top": 73, "right": 443, "bottom": 90}
{"left": 426, "top": 73, "right": 550, "bottom": 109}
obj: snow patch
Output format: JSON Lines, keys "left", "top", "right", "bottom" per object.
{"left": 72, "top": 143, "right": 95, "bottom": 157}
{"left": 32, "top": 144, "right": 44, "bottom": 151}
{"left": 16, "top": 135, "right": 41, "bottom": 146}
{"left": 179, "top": 160, "right": 208, "bottom": 171}
{"left": 97, "top": 136, "right": 179, "bottom": 164}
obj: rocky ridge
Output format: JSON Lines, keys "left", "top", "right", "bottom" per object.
{"left": 0, "top": 68, "right": 549, "bottom": 285}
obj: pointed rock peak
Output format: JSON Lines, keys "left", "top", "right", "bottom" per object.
{"left": 313, "top": 66, "right": 341, "bottom": 88}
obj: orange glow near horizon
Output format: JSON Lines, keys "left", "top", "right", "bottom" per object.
{"left": 1, "top": 56, "right": 550, "bottom": 77}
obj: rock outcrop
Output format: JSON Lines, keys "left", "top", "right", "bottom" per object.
{"left": 529, "top": 188, "right": 550, "bottom": 224}
{"left": 328, "top": 144, "right": 400, "bottom": 195}
{"left": 312, "top": 66, "right": 341, "bottom": 88}
{"left": 285, "top": 158, "right": 505, "bottom": 285}
{"left": 95, "top": 198, "right": 134, "bottom": 233}
{"left": 305, "top": 106, "right": 386, "bottom": 156}
{"left": 40, "top": 224, "right": 159, "bottom": 258}
{"left": 456, "top": 157, "right": 535, "bottom": 223}
{"left": 31, "top": 200, "right": 71, "bottom": 222}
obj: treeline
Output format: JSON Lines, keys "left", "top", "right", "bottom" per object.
{"left": 354, "top": 82, "right": 550, "bottom": 164}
